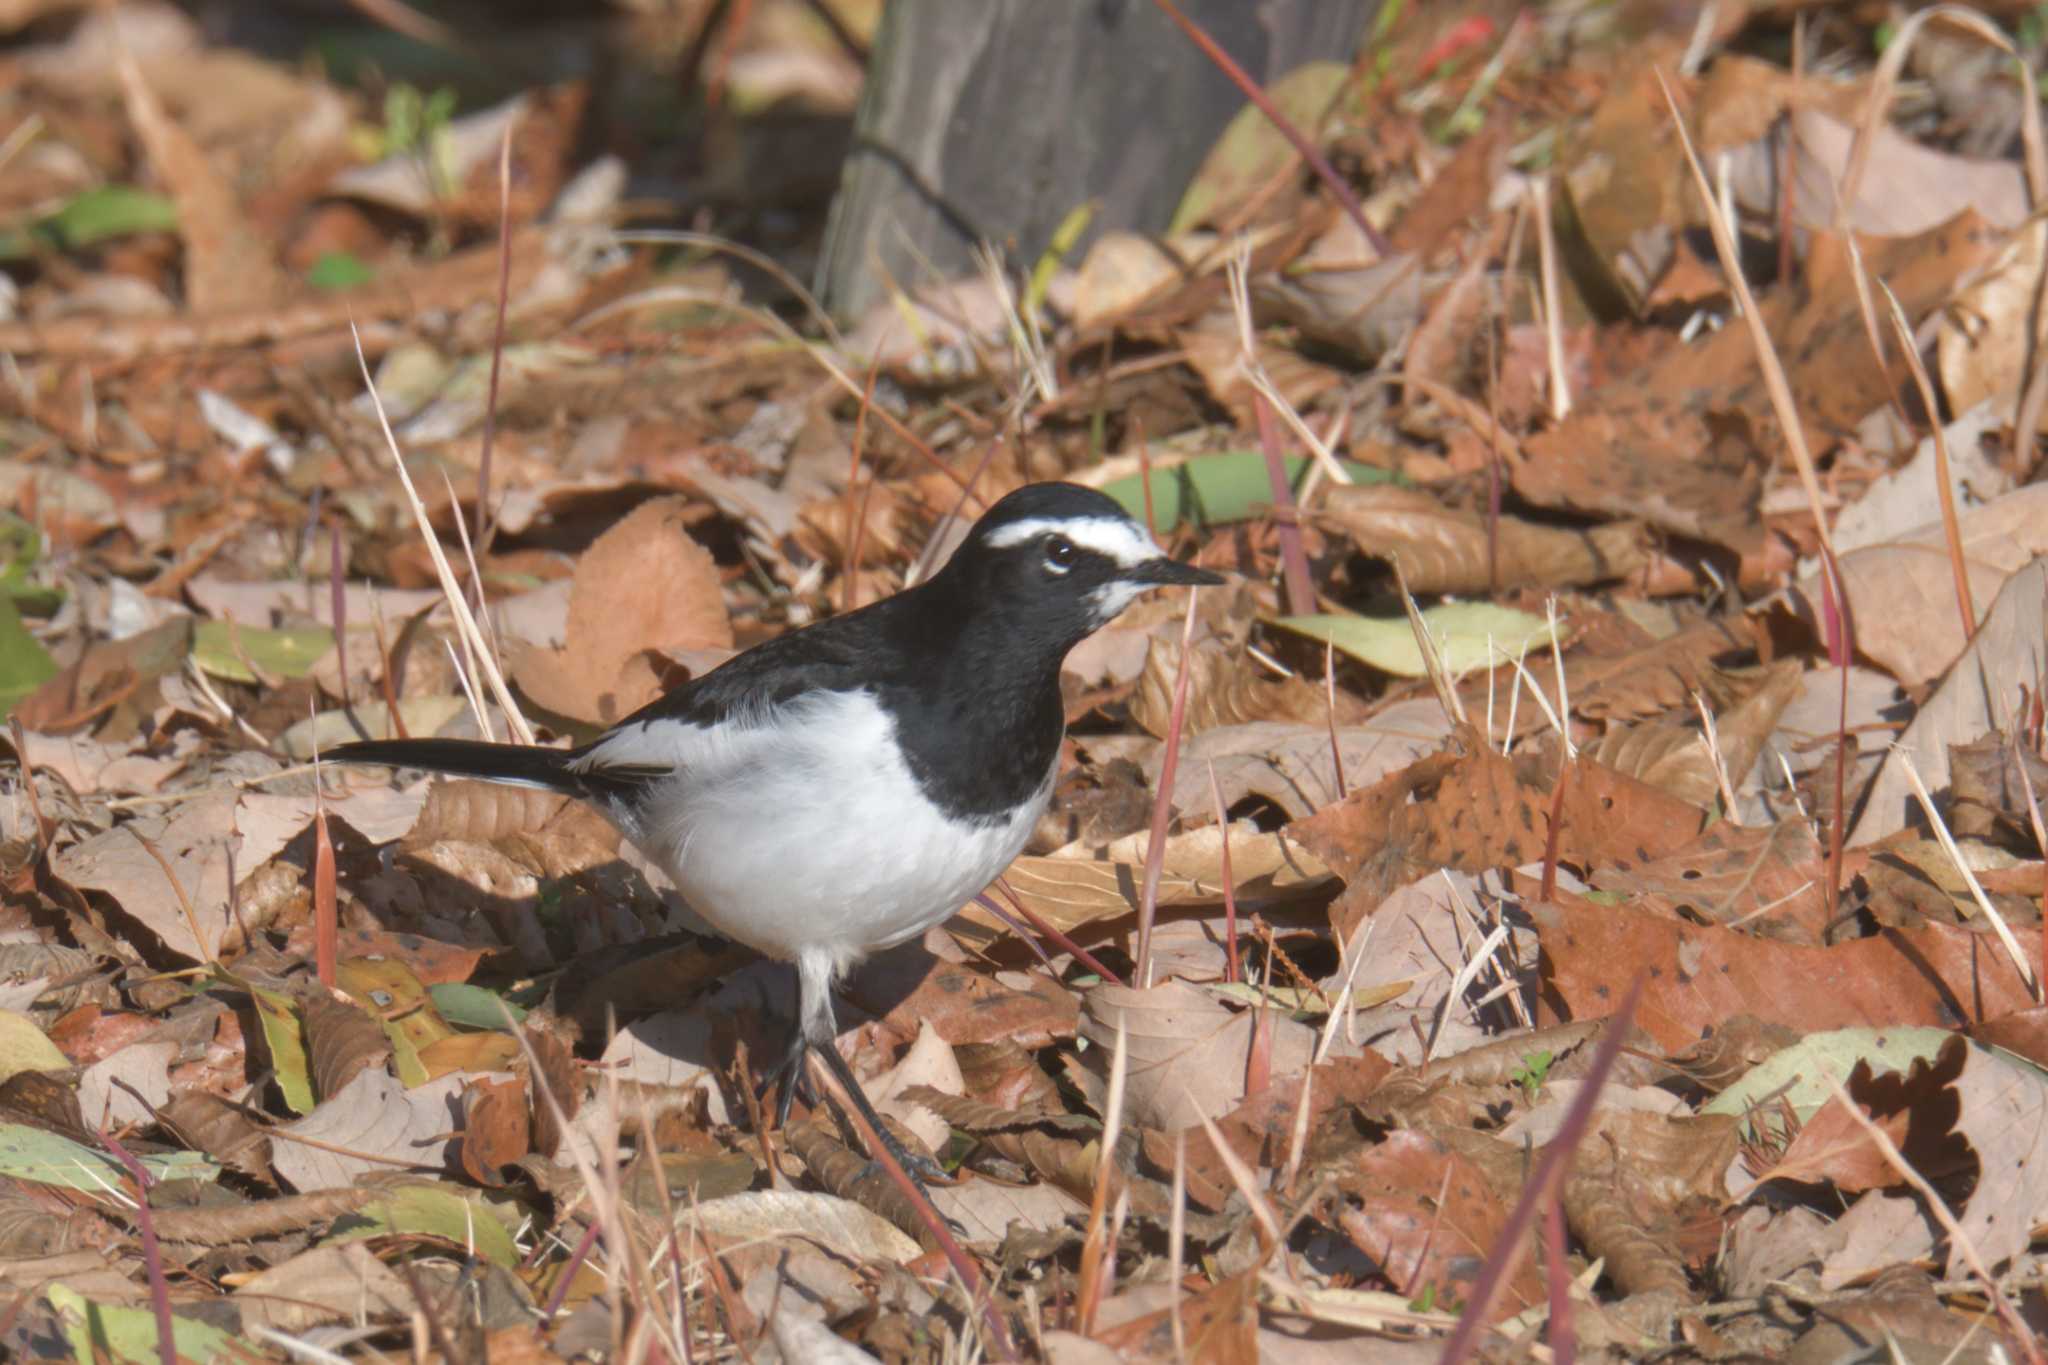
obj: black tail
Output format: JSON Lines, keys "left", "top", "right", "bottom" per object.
{"left": 325, "top": 738, "right": 584, "bottom": 795}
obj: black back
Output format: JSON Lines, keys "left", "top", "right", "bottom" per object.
{"left": 608, "top": 483, "right": 1144, "bottom": 821}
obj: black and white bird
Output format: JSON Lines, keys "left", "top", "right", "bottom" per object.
{"left": 330, "top": 481, "right": 1221, "bottom": 1179}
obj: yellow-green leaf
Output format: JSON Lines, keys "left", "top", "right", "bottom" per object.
{"left": 326, "top": 1182, "right": 520, "bottom": 1267}
{"left": 48, "top": 1282, "right": 247, "bottom": 1365}
{"left": 0, "top": 1124, "right": 217, "bottom": 1192}
{"left": 1273, "top": 603, "right": 1555, "bottom": 678}
{"left": 0, "top": 1009, "right": 66, "bottom": 1084}
{"left": 191, "top": 620, "right": 334, "bottom": 684}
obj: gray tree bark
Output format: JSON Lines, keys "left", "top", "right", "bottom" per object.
{"left": 815, "top": 0, "right": 1378, "bottom": 323}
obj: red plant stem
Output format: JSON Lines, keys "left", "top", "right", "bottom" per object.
{"left": 987, "top": 883, "right": 1129, "bottom": 988}
{"left": 842, "top": 354, "right": 882, "bottom": 612}
{"left": 1136, "top": 591, "right": 1201, "bottom": 985}
{"left": 1323, "top": 639, "right": 1347, "bottom": 801}
{"left": 543, "top": 1220, "right": 600, "bottom": 1320}
{"left": 1204, "top": 761, "right": 1242, "bottom": 985}
{"left": 806, "top": 1054, "right": 1018, "bottom": 1361}
{"left": 101, "top": 1131, "right": 176, "bottom": 1365}
{"left": 475, "top": 120, "right": 515, "bottom": 550}
{"left": 1438, "top": 977, "right": 1645, "bottom": 1363}
{"left": 1149, "top": 0, "right": 1390, "bottom": 257}
{"left": 1545, "top": 1194, "right": 1575, "bottom": 1363}
{"left": 1253, "top": 397, "right": 1315, "bottom": 616}
{"left": 311, "top": 786, "right": 337, "bottom": 989}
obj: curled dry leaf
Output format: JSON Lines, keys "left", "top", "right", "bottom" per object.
{"left": 950, "top": 823, "right": 1332, "bottom": 950}
{"left": 156, "top": 1090, "right": 274, "bottom": 1185}
{"left": 512, "top": 496, "right": 733, "bottom": 725}
{"left": 1585, "top": 721, "right": 1718, "bottom": 810}
{"left": 149, "top": 1187, "right": 377, "bottom": 1245}
{"left": 1129, "top": 633, "right": 1357, "bottom": 741}
{"left": 1315, "top": 483, "right": 1653, "bottom": 593}
{"left": 1781, "top": 484, "right": 2048, "bottom": 693}
{"left": 232, "top": 1240, "right": 413, "bottom": 1334}
{"left": 682, "top": 1188, "right": 921, "bottom": 1265}
{"left": 459, "top": 1075, "right": 530, "bottom": 1187}
{"left": 1562, "top": 620, "right": 1757, "bottom": 727}
{"left": 1158, "top": 705, "right": 1456, "bottom": 826}
{"left": 301, "top": 988, "right": 392, "bottom": 1100}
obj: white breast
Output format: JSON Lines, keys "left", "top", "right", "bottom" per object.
{"left": 573, "top": 691, "right": 1049, "bottom": 977}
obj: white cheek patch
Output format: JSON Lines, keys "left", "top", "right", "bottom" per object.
{"left": 983, "top": 515, "right": 1157, "bottom": 568}
{"left": 1085, "top": 579, "right": 1147, "bottom": 623}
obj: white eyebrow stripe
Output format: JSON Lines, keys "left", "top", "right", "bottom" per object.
{"left": 982, "top": 515, "right": 1159, "bottom": 567}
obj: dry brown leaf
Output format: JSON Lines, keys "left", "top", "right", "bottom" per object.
{"left": 1292, "top": 731, "right": 1706, "bottom": 934}
{"left": 1853, "top": 556, "right": 2048, "bottom": 843}
{"left": 1562, "top": 1109, "right": 1731, "bottom": 1300}
{"left": 513, "top": 497, "right": 733, "bottom": 725}
{"left": 949, "top": 824, "right": 1333, "bottom": 950}
{"left": 272, "top": 1068, "right": 465, "bottom": 1190}
{"left": 114, "top": 51, "right": 288, "bottom": 314}
{"left": 1781, "top": 485, "right": 2048, "bottom": 692}
{"left": 157, "top": 1090, "right": 274, "bottom": 1185}
{"left": 1565, "top": 620, "right": 1755, "bottom": 726}
{"left": 1535, "top": 889, "right": 2038, "bottom": 1052}
{"left": 1585, "top": 722, "right": 1718, "bottom": 809}
{"left": 301, "top": 988, "right": 392, "bottom": 1101}
{"left": 1335, "top": 1130, "right": 1543, "bottom": 1319}
{"left": 1315, "top": 484, "right": 1653, "bottom": 593}
{"left": 75, "top": 1039, "right": 174, "bottom": 1130}
{"left": 1593, "top": 818, "right": 1829, "bottom": 943}
{"left": 865, "top": 958, "right": 1077, "bottom": 1049}
{"left": 1129, "top": 634, "right": 1356, "bottom": 740}
{"left": 458, "top": 1075, "right": 530, "bottom": 1187}
{"left": 1073, "top": 978, "right": 1333, "bottom": 1132}
{"left": 1161, "top": 705, "right": 1456, "bottom": 825}
{"left": 233, "top": 1241, "right": 414, "bottom": 1334}
{"left": 1757, "top": 1093, "right": 1904, "bottom": 1191}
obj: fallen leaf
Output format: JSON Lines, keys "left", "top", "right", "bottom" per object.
{"left": 513, "top": 496, "right": 733, "bottom": 725}
{"left": 1536, "top": 891, "right": 2037, "bottom": 1052}
{"left": 272, "top": 1068, "right": 464, "bottom": 1191}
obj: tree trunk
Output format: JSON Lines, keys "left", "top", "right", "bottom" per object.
{"left": 815, "top": 0, "right": 1378, "bottom": 323}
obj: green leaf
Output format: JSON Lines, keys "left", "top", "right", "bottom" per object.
{"left": 0, "top": 1124, "right": 218, "bottom": 1192}
{"left": 307, "top": 250, "right": 375, "bottom": 291}
{"left": 1702, "top": 1027, "right": 1954, "bottom": 1142}
{"left": 242, "top": 981, "right": 316, "bottom": 1116}
{"left": 1172, "top": 61, "right": 1359, "bottom": 235}
{"left": 0, "top": 595, "right": 56, "bottom": 716}
{"left": 1273, "top": 603, "right": 1554, "bottom": 678}
{"left": 428, "top": 981, "right": 526, "bottom": 1031}
{"left": 39, "top": 185, "right": 179, "bottom": 251}
{"left": 48, "top": 1282, "right": 248, "bottom": 1365}
{"left": 1099, "top": 451, "right": 1395, "bottom": 535}
{"left": 327, "top": 1182, "right": 520, "bottom": 1267}
{"left": 191, "top": 620, "right": 334, "bottom": 684}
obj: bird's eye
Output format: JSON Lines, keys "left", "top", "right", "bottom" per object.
{"left": 1043, "top": 536, "right": 1077, "bottom": 573}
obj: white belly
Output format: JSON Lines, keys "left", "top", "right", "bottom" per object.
{"left": 575, "top": 690, "right": 1049, "bottom": 976}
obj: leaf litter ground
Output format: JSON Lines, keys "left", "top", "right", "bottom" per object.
{"left": 6, "top": 1, "right": 2048, "bottom": 1361}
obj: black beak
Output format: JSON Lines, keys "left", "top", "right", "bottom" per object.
{"left": 1126, "top": 556, "right": 1226, "bottom": 588}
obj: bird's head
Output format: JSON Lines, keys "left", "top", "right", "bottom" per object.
{"left": 942, "top": 482, "right": 1224, "bottom": 646}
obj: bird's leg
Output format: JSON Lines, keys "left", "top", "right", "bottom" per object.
{"left": 791, "top": 955, "right": 949, "bottom": 1188}
{"left": 757, "top": 1026, "right": 813, "bottom": 1129}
